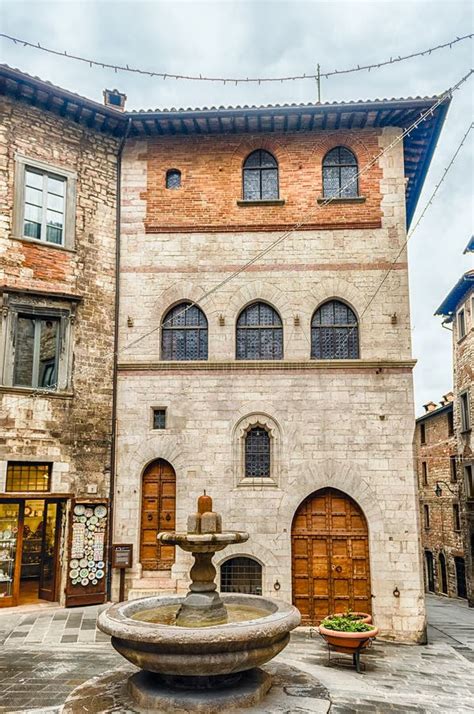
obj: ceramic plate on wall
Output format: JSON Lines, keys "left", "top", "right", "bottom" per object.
{"left": 69, "top": 569, "right": 79, "bottom": 579}
{"left": 96, "top": 569, "right": 104, "bottom": 579}
{"left": 70, "top": 559, "right": 79, "bottom": 569}
{"left": 81, "top": 578, "right": 89, "bottom": 586}
{"left": 74, "top": 505, "right": 85, "bottom": 516}
{"left": 94, "top": 505, "right": 106, "bottom": 518}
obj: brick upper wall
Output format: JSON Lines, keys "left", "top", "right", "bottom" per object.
{"left": 144, "top": 130, "right": 384, "bottom": 233}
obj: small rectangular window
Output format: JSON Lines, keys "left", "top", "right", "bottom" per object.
{"left": 13, "top": 315, "right": 59, "bottom": 389}
{"left": 6, "top": 462, "right": 51, "bottom": 492}
{"left": 450, "top": 455, "right": 457, "bottom": 482}
{"left": 460, "top": 392, "right": 471, "bottom": 432}
{"left": 420, "top": 423, "right": 426, "bottom": 444}
{"left": 457, "top": 308, "right": 466, "bottom": 339}
{"left": 424, "top": 504, "right": 430, "bottom": 529}
{"left": 153, "top": 408, "right": 166, "bottom": 429}
{"left": 465, "top": 465, "right": 474, "bottom": 499}
{"left": 447, "top": 411, "right": 454, "bottom": 436}
{"left": 453, "top": 503, "right": 461, "bottom": 532}
{"left": 422, "top": 461, "right": 428, "bottom": 486}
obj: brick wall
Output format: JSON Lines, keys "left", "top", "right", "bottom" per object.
{"left": 144, "top": 130, "right": 383, "bottom": 232}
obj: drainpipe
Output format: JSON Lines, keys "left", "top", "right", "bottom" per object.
{"left": 107, "top": 117, "right": 132, "bottom": 602}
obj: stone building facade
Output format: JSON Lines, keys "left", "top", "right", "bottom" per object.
{"left": 436, "top": 242, "right": 474, "bottom": 606}
{"left": 415, "top": 395, "right": 467, "bottom": 598}
{"left": 113, "top": 96, "right": 449, "bottom": 642}
{"left": 0, "top": 67, "right": 123, "bottom": 607}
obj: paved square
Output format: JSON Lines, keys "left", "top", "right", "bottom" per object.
{"left": 0, "top": 595, "right": 473, "bottom": 713}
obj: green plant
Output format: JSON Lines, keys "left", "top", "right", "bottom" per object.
{"left": 329, "top": 609, "right": 364, "bottom": 621}
{"left": 320, "top": 615, "right": 373, "bottom": 633}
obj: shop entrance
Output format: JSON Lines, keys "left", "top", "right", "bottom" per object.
{"left": 0, "top": 499, "right": 64, "bottom": 608}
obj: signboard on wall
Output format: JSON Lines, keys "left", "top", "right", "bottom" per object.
{"left": 112, "top": 543, "right": 133, "bottom": 569}
{"left": 65, "top": 499, "right": 108, "bottom": 607}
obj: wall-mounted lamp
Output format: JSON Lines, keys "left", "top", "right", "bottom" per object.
{"left": 274, "top": 580, "right": 281, "bottom": 591}
{"left": 435, "top": 481, "right": 456, "bottom": 498}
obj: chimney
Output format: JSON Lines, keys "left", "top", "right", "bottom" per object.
{"left": 423, "top": 401, "right": 438, "bottom": 413}
{"left": 440, "top": 391, "right": 454, "bottom": 405}
{"left": 103, "top": 88, "right": 127, "bottom": 112}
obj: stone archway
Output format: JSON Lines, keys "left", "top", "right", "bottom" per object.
{"left": 291, "top": 487, "right": 372, "bottom": 625}
{"left": 140, "top": 459, "right": 176, "bottom": 571}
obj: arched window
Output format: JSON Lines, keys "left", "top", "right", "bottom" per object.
{"left": 438, "top": 552, "right": 448, "bottom": 594}
{"left": 236, "top": 302, "right": 283, "bottom": 360}
{"left": 161, "top": 302, "right": 208, "bottom": 361}
{"left": 221, "top": 556, "right": 262, "bottom": 595}
{"left": 242, "top": 150, "right": 278, "bottom": 201}
{"left": 245, "top": 426, "right": 270, "bottom": 478}
{"left": 322, "top": 147, "right": 358, "bottom": 198}
{"left": 311, "top": 300, "right": 359, "bottom": 359}
{"left": 166, "top": 169, "right": 181, "bottom": 189}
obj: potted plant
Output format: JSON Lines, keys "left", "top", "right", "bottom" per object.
{"left": 318, "top": 614, "right": 378, "bottom": 653}
{"left": 329, "top": 609, "right": 372, "bottom": 624}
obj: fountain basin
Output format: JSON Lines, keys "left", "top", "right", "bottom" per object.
{"left": 98, "top": 593, "right": 301, "bottom": 678}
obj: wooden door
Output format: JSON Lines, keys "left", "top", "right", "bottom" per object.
{"left": 140, "top": 460, "right": 176, "bottom": 571}
{"left": 292, "top": 488, "right": 371, "bottom": 625}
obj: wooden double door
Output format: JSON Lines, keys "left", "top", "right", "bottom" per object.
{"left": 292, "top": 488, "right": 372, "bottom": 625}
{"left": 140, "top": 460, "right": 176, "bottom": 571}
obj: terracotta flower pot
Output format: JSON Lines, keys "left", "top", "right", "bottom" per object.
{"left": 331, "top": 612, "right": 372, "bottom": 624}
{"left": 318, "top": 624, "right": 378, "bottom": 653}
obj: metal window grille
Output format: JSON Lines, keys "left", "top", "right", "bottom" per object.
{"left": 242, "top": 150, "right": 278, "bottom": 200}
{"left": 311, "top": 300, "right": 359, "bottom": 359}
{"left": 161, "top": 302, "right": 208, "bottom": 361}
{"left": 24, "top": 167, "right": 66, "bottom": 245}
{"left": 220, "top": 557, "right": 262, "bottom": 595}
{"left": 13, "top": 314, "right": 60, "bottom": 389}
{"left": 245, "top": 426, "right": 270, "bottom": 478}
{"left": 153, "top": 409, "right": 166, "bottom": 429}
{"left": 6, "top": 462, "right": 51, "bottom": 492}
{"left": 166, "top": 169, "right": 181, "bottom": 189}
{"left": 322, "top": 146, "right": 358, "bottom": 198}
{"left": 236, "top": 302, "right": 283, "bottom": 360}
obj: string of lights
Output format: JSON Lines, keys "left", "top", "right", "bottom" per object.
{"left": 121, "top": 68, "right": 472, "bottom": 355}
{"left": 332, "top": 118, "right": 474, "bottom": 357}
{"left": 0, "top": 32, "right": 472, "bottom": 84}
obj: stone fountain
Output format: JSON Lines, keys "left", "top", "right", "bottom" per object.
{"left": 95, "top": 492, "right": 301, "bottom": 712}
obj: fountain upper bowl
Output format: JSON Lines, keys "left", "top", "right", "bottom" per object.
{"left": 158, "top": 530, "right": 249, "bottom": 552}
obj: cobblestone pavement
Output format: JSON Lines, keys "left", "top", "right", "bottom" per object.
{"left": 0, "top": 594, "right": 472, "bottom": 713}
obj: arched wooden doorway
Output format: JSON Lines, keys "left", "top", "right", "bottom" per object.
{"left": 140, "top": 459, "right": 176, "bottom": 571}
{"left": 292, "top": 488, "right": 372, "bottom": 625}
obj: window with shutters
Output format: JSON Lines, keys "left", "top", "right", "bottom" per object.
{"left": 322, "top": 146, "right": 358, "bottom": 198}
{"left": 242, "top": 150, "right": 279, "bottom": 201}
{"left": 161, "top": 302, "right": 208, "bottom": 361}
{"left": 236, "top": 302, "right": 283, "bottom": 360}
{"left": 245, "top": 426, "right": 270, "bottom": 478}
{"left": 311, "top": 300, "right": 359, "bottom": 359}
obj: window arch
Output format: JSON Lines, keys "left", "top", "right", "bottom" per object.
{"left": 166, "top": 169, "right": 181, "bottom": 189}
{"left": 220, "top": 556, "right": 262, "bottom": 595}
{"left": 311, "top": 300, "right": 359, "bottom": 359}
{"left": 236, "top": 302, "right": 283, "bottom": 360}
{"left": 245, "top": 425, "right": 270, "bottom": 478}
{"left": 242, "top": 150, "right": 278, "bottom": 201}
{"left": 322, "top": 146, "right": 358, "bottom": 198}
{"left": 161, "top": 302, "right": 208, "bottom": 361}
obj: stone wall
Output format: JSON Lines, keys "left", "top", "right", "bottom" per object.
{"left": 0, "top": 94, "right": 119, "bottom": 499}
{"left": 115, "top": 126, "right": 425, "bottom": 642}
{"left": 415, "top": 404, "right": 464, "bottom": 597}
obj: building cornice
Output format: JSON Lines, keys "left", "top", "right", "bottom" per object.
{"left": 117, "top": 359, "right": 416, "bottom": 373}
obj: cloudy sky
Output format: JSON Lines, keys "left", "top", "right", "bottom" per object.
{"left": 2, "top": 0, "right": 473, "bottom": 415}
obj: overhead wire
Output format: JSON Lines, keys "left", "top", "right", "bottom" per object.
{"left": 0, "top": 32, "right": 472, "bottom": 84}
{"left": 120, "top": 68, "right": 473, "bottom": 356}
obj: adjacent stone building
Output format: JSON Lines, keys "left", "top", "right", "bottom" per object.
{"left": 436, "top": 239, "right": 474, "bottom": 606}
{"left": 0, "top": 67, "right": 123, "bottom": 607}
{"left": 114, "top": 95, "right": 450, "bottom": 641}
{"left": 415, "top": 394, "right": 467, "bottom": 599}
